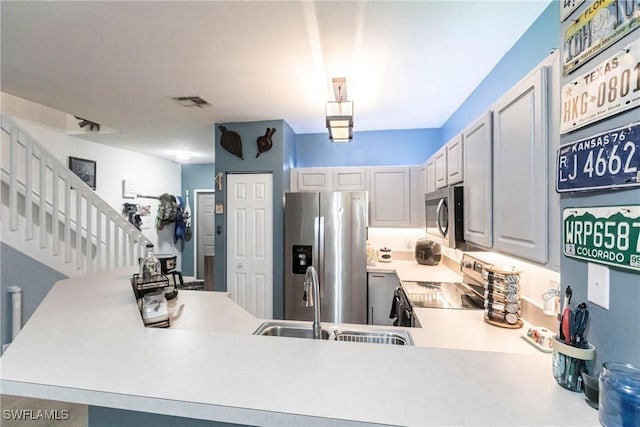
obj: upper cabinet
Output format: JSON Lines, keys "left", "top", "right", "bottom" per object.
{"left": 368, "top": 167, "right": 411, "bottom": 227}
{"left": 492, "top": 64, "right": 549, "bottom": 264}
{"left": 445, "top": 134, "right": 464, "bottom": 185}
{"left": 291, "top": 165, "right": 420, "bottom": 228}
{"left": 434, "top": 147, "right": 448, "bottom": 189}
{"left": 291, "top": 167, "right": 366, "bottom": 192}
{"left": 332, "top": 168, "right": 367, "bottom": 191}
{"left": 292, "top": 168, "right": 332, "bottom": 191}
{"left": 431, "top": 134, "right": 464, "bottom": 190}
{"left": 463, "top": 112, "right": 493, "bottom": 248}
{"left": 425, "top": 158, "right": 436, "bottom": 193}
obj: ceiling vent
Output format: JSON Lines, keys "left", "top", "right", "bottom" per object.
{"left": 172, "top": 96, "right": 211, "bottom": 108}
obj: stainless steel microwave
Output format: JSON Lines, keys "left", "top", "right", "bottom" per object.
{"left": 425, "top": 186, "right": 464, "bottom": 249}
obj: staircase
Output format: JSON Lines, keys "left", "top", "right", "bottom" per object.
{"left": 1, "top": 113, "right": 151, "bottom": 277}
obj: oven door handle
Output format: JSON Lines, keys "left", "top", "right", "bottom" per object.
{"left": 389, "top": 293, "right": 400, "bottom": 320}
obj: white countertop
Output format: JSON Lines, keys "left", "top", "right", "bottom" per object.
{"left": 0, "top": 267, "right": 599, "bottom": 426}
{"left": 368, "top": 259, "right": 540, "bottom": 354}
{"left": 368, "top": 259, "right": 464, "bottom": 282}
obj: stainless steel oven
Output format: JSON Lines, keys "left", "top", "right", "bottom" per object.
{"left": 425, "top": 186, "right": 464, "bottom": 248}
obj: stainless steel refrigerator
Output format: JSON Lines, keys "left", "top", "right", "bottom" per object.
{"left": 284, "top": 191, "right": 368, "bottom": 325}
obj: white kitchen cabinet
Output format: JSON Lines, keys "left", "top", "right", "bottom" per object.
{"left": 368, "top": 167, "right": 411, "bottom": 227}
{"left": 410, "top": 166, "right": 425, "bottom": 228}
{"left": 434, "top": 147, "right": 448, "bottom": 189}
{"left": 292, "top": 168, "right": 332, "bottom": 191}
{"left": 463, "top": 112, "right": 493, "bottom": 248}
{"left": 332, "top": 168, "right": 367, "bottom": 191}
{"left": 425, "top": 158, "right": 436, "bottom": 193}
{"left": 492, "top": 64, "right": 548, "bottom": 264}
{"left": 445, "top": 134, "right": 463, "bottom": 185}
{"left": 367, "top": 272, "right": 397, "bottom": 326}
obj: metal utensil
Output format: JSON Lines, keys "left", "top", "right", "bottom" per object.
{"left": 561, "top": 285, "right": 573, "bottom": 344}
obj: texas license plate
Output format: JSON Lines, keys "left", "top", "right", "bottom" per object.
{"left": 563, "top": 206, "right": 640, "bottom": 272}
{"left": 560, "top": 38, "right": 640, "bottom": 134}
{"left": 557, "top": 122, "right": 640, "bottom": 192}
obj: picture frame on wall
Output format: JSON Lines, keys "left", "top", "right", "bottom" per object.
{"left": 69, "top": 156, "right": 96, "bottom": 190}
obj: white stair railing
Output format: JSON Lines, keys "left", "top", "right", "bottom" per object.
{"left": 0, "top": 113, "right": 151, "bottom": 276}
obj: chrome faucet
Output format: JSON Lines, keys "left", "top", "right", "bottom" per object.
{"left": 303, "top": 266, "right": 322, "bottom": 339}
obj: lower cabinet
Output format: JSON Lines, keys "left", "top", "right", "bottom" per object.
{"left": 367, "top": 272, "right": 398, "bottom": 326}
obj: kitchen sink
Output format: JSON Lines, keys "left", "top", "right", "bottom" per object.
{"left": 334, "top": 329, "right": 414, "bottom": 346}
{"left": 253, "top": 322, "right": 413, "bottom": 346}
{"left": 253, "top": 322, "right": 331, "bottom": 340}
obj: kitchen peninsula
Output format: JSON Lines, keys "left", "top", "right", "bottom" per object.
{"left": 1, "top": 268, "right": 599, "bottom": 426}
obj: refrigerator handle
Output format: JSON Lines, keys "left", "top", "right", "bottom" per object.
{"left": 313, "top": 216, "right": 320, "bottom": 272}
{"left": 318, "top": 216, "right": 325, "bottom": 293}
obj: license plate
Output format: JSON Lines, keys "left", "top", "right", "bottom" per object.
{"left": 563, "top": 0, "right": 640, "bottom": 75}
{"left": 563, "top": 206, "right": 640, "bottom": 272}
{"left": 561, "top": 0, "right": 586, "bottom": 22}
{"left": 560, "top": 38, "right": 640, "bottom": 134}
{"left": 557, "top": 122, "right": 640, "bottom": 192}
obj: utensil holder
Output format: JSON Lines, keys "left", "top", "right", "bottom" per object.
{"left": 552, "top": 336, "right": 595, "bottom": 392}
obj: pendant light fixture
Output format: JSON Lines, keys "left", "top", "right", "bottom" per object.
{"left": 326, "top": 77, "right": 353, "bottom": 143}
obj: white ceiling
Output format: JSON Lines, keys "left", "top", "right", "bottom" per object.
{"left": 1, "top": 0, "right": 551, "bottom": 164}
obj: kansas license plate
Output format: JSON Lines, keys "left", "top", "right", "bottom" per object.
{"left": 560, "top": 38, "right": 640, "bottom": 134}
{"left": 563, "top": 206, "right": 640, "bottom": 271}
{"left": 557, "top": 122, "right": 640, "bottom": 192}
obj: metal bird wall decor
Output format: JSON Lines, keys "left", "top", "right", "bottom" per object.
{"left": 256, "top": 127, "right": 276, "bottom": 158}
{"left": 74, "top": 116, "right": 101, "bottom": 132}
{"left": 218, "top": 125, "right": 243, "bottom": 159}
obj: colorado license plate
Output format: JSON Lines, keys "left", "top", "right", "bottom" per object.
{"left": 557, "top": 122, "right": 640, "bottom": 192}
{"left": 563, "top": 206, "right": 640, "bottom": 271}
{"left": 560, "top": 38, "right": 640, "bottom": 134}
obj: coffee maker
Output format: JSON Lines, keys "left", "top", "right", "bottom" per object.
{"left": 156, "top": 254, "right": 183, "bottom": 300}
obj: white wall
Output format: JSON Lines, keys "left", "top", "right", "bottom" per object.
{"left": 2, "top": 93, "right": 183, "bottom": 263}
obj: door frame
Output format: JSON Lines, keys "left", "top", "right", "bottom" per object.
{"left": 193, "top": 188, "right": 215, "bottom": 279}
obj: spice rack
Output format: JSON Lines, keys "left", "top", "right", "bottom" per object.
{"left": 130, "top": 273, "right": 169, "bottom": 299}
{"left": 130, "top": 273, "right": 171, "bottom": 328}
{"left": 482, "top": 265, "right": 523, "bottom": 328}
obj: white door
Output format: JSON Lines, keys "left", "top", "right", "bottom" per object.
{"left": 195, "top": 191, "right": 215, "bottom": 282}
{"left": 226, "top": 173, "right": 273, "bottom": 318}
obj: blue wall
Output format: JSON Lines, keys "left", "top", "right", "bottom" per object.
{"left": 180, "top": 163, "right": 215, "bottom": 276}
{"left": 1, "top": 243, "right": 67, "bottom": 350}
{"left": 214, "top": 120, "right": 295, "bottom": 319}
{"left": 558, "top": 2, "right": 640, "bottom": 369}
{"left": 441, "top": 2, "right": 559, "bottom": 142}
{"left": 296, "top": 128, "right": 441, "bottom": 167}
